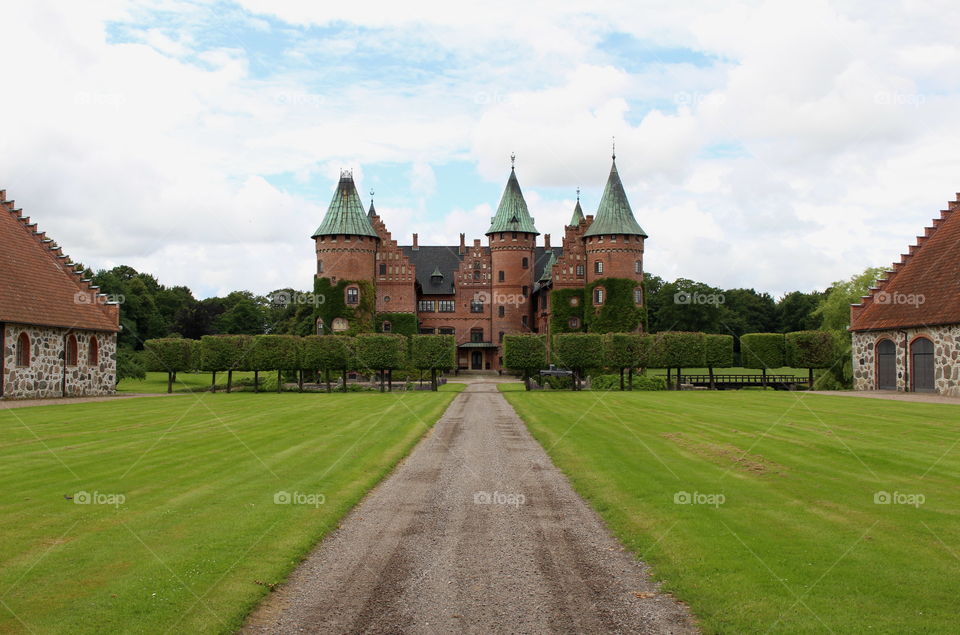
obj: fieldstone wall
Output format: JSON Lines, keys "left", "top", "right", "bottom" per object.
{"left": 852, "top": 325, "right": 960, "bottom": 396}
{"left": 1, "top": 323, "right": 117, "bottom": 399}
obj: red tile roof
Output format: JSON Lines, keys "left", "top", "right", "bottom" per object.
{"left": 0, "top": 190, "right": 120, "bottom": 332}
{"left": 850, "top": 194, "right": 960, "bottom": 332}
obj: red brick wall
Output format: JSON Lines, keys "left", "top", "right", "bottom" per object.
{"left": 489, "top": 232, "right": 537, "bottom": 357}
{"left": 369, "top": 215, "right": 417, "bottom": 313}
{"left": 584, "top": 234, "right": 645, "bottom": 284}
{"left": 314, "top": 234, "right": 377, "bottom": 285}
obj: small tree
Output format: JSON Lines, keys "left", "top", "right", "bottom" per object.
{"left": 553, "top": 333, "right": 604, "bottom": 390}
{"left": 302, "top": 336, "right": 355, "bottom": 392}
{"left": 653, "top": 332, "right": 705, "bottom": 390}
{"left": 356, "top": 334, "right": 408, "bottom": 392}
{"left": 251, "top": 335, "right": 301, "bottom": 393}
{"left": 200, "top": 335, "right": 242, "bottom": 392}
{"left": 143, "top": 338, "right": 197, "bottom": 393}
{"left": 503, "top": 335, "right": 547, "bottom": 390}
{"left": 411, "top": 335, "right": 456, "bottom": 391}
{"left": 786, "top": 330, "right": 836, "bottom": 387}
{"left": 604, "top": 333, "right": 641, "bottom": 391}
{"left": 703, "top": 334, "right": 734, "bottom": 390}
{"left": 741, "top": 333, "right": 786, "bottom": 387}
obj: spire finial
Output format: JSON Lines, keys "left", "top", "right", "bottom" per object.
{"left": 612, "top": 136, "right": 616, "bottom": 161}
{"left": 510, "top": 152, "right": 516, "bottom": 169}
{"left": 370, "top": 188, "right": 374, "bottom": 202}
{"left": 576, "top": 187, "right": 580, "bottom": 202}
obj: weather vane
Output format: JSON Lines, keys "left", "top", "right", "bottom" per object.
{"left": 370, "top": 188, "right": 374, "bottom": 201}
{"left": 510, "top": 152, "right": 516, "bottom": 168}
{"left": 612, "top": 136, "right": 616, "bottom": 160}
{"left": 576, "top": 186, "right": 580, "bottom": 202}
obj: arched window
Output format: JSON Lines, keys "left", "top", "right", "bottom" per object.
{"left": 382, "top": 321, "right": 392, "bottom": 333}
{"left": 594, "top": 261, "right": 604, "bottom": 274}
{"left": 317, "top": 260, "right": 324, "bottom": 274}
{"left": 89, "top": 336, "right": 99, "bottom": 365}
{"left": 66, "top": 334, "right": 78, "bottom": 366}
{"left": 634, "top": 287, "right": 643, "bottom": 305}
{"left": 594, "top": 287, "right": 605, "bottom": 305}
{"left": 16, "top": 332, "right": 30, "bottom": 367}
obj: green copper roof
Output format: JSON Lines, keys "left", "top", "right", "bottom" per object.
{"left": 538, "top": 250, "right": 557, "bottom": 282}
{"left": 311, "top": 171, "right": 379, "bottom": 238}
{"left": 430, "top": 265, "right": 443, "bottom": 278}
{"left": 583, "top": 159, "right": 647, "bottom": 238}
{"left": 569, "top": 200, "right": 585, "bottom": 226}
{"left": 486, "top": 167, "right": 539, "bottom": 235}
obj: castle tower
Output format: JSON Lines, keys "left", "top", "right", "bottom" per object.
{"left": 312, "top": 170, "right": 380, "bottom": 309}
{"left": 486, "top": 157, "right": 539, "bottom": 346}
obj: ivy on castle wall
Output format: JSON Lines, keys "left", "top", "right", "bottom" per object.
{"left": 376, "top": 312, "right": 418, "bottom": 337}
{"left": 550, "top": 288, "right": 585, "bottom": 334}
{"left": 584, "top": 277, "right": 643, "bottom": 333}
{"left": 313, "top": 278, "right": 375, "bottom": 336}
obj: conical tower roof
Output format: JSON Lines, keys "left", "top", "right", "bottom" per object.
{"left": 583, "top": 159, "right": 647, "bottom": 238}
{"left": 486, "top": 164, "right": 539, "bottom": 235}
{"left": 312, "top": 170, "right": 379, "bottom": 239}
{"left": 569, "top": 199, "right": 585, "bottom": 226}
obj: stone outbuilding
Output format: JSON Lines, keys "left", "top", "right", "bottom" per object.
{"left": 1, "top": 190, "right": 120, "bottom": 399}
{"left": 850, "top": 194, "right": 960, "bottom": 395}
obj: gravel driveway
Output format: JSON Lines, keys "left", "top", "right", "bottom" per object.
{"left": 243, "top": 383, "right": 697, "bottom": 634}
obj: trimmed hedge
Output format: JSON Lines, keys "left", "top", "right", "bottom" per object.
{"left": 250, "top": 334, "right": 301, "bottom": 392}
{"left": 786, "top": 330, "right": 836, "bottom": 385}
{"left": 553, "top": 333, "right": 605, "bottom": 390}
{"left": 143, "top": 338, "right": 197, "bottom": 393}
{"left": 302, "top": 335, "right": 355, "bottom": 392}
{"left": 504, "top": 334, "right": 548, "bottom": 390}
{"left": 410, "top": 335, "right": 456, "bottom": 390}
{"left": 740, "top": 333, "right": 786, "bottom": 374}
{"left": 704, "top": 334, "right": 735, "bottom": 368}
{"left": 604, "top": 333, "right": 649, "bottom": 390}
{"left": 355, "top": 333, "right": 409, "bottom": 391}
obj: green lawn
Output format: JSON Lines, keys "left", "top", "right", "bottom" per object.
{"left": 0, "top": 386, "right": 461, "bottom": 633}
{"left": 645, "top": 366, "right": 809, "bottom": 377}
{"left": 502, "top": 388, "right": 960, "bottom": 633}
{"left": 118, "top": 371, "right": 258, "bottom": 393}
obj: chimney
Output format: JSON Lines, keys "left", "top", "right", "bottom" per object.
{"left": 459, "top": 233, "right": 465, "bottom": 255}
{"left": 473, "top": 238, "right": 481, "bottom": 247}
{"left": 412, "top": 233, "right": 419, "bottom": 250}
{"left": 544, "top": 233, "right": 551, "bottom": 250}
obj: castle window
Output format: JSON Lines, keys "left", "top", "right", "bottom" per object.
{"left": 473, "top": 261, "right": 481, "bottom": 269}
{"left": 594, "top": 261, "right": 604, "bottom": 274}
{"left": 379, "top": 263, "right": 387, "bottom": 275}
{"left": 500, "top": 233, "right": 504, "bottom": 240}
{"left": 522, "top": 257, "right": 528, "bottom": 269}
{"left": 16, "top": 332, "right": 30, "bottom": 367}
{"left": 345, "top": 287, "right": 359, "bottom": 305}
{"left": 89, "top": 336, "right": 99, "bottom": 366}
{"left": 471, "top": 328, "right": 484, "bottom": 343}
{"left": 512, "top": 232, "right": 517, "bottom": 240}
{"left": 382, "top": 321, "right": 392, "bottom": 332}
{"left": 498, "top": 306, "right": 505, "bottom": 318}
{"left": 575, "top": 264, "right": 584, "bottom": 278}
{"left": 470, "top": 300, "right": 484, "bottom": 313}
{"left": 540, "top": 294, "right": 546, "bottom": 310}
{"left": 316, "top": 318, "right": 325, "bottom": 335}
{"left": 418, "top": 300, "right": 436, "bottom": 312}
{"left": 66, "top": 334, "right": 78, "bottom": 366}
{"left": 569, "top": 317, "right": 580, "bottom": 329}
{"left": 439, "top": 300, "right": 455, "bottom": 312}
{"left": 498, "top": 331, "right": 504, "bottom": 343}
{"left": 498, "top": 271, "right": 505, "bottom": 282}
{"left": 521, "top": 315, "right": 528, "bottom": 327}
{"left": 594, "top": 287, "right": 605, "bottom": 305}
{"left": 522, "top": 286, "right": 528, "bottom": 297}
{"left": 473, "top": 271, "right": 480, "bottom": 280}
{"left": 317, "top": 260, "right": 324, "bottom": 274}
{"left": 384, "top": 295, "right": 391, "bottom": 303}
{"left": 420, "top": 327, "right": 435, "bottom": 334}
{"left": 439, "top": 327, "right": 455, "bottom": 335}
{"left": 634, "top": 287, "right": 643, "bottom": 305}
{"left": 635, "top": 260, "right": 642, "bottom": 274}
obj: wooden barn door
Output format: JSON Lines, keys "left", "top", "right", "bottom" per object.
{"left": 911, "top": 337, "right": 935, "bottom": 392}
{"left": 877, "top": 339, "right": 897, "bottom": 390}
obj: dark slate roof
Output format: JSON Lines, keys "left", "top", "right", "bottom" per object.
{"left": 402, "top": 246, "right": 465, "bottom": 295}
{"left": 486, "top": 167, "right": 539, "bottom": 235}
{"left": 583, "top": 159, "right": 647, "bottom": 238}
{"left": 533, "top": 246, "right": 561, "bottom": 283}
{"left": 312, "top": 171, "right": 379, "bottom": 238}
{"left": 850, "top": 194, "right": 960, "bottom": 331}
{"left": 538, "top": 250, "right": 558, "bottom": 282}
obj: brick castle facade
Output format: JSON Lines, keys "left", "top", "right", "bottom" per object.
{"left": 312, "top": 155, "right": 647, "bottom": 371}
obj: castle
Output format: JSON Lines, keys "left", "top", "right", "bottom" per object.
{"left": 312, "top": 154, "right": 647, "bottom": 372}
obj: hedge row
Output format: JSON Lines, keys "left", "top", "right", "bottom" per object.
{"left": 142, "top": 333, "right": 456, "bottom": 393}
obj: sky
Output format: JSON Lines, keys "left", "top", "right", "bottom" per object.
{"left": 1, "top": 0, "right": 959, "bottom": 299}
